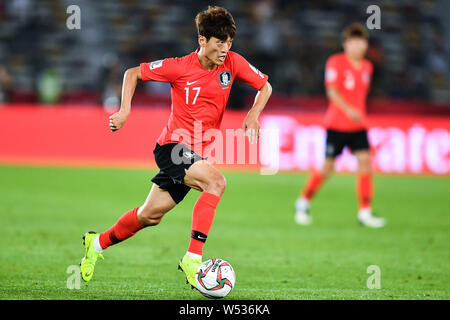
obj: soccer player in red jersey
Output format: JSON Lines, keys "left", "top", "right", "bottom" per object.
{"left": 294, "top": 23, "right": 385, "bottom": 228}
{"left": 79, "top": 6, "right": 272, "bottom": 287}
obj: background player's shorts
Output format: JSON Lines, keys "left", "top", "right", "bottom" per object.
{"left": 325, "top": 129, "right": 370, "bottom": 158}
{"left": 151, "top": 143, "right": 205, "bottom": 204}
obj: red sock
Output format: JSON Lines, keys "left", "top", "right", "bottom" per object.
{"left": 302, "top": 171, "right": 324, "bottom": 200}
{"left": 357, "top": 174, "right": 373, "bottom": 210}
{"left": 188, "top": 192, "right": 221, "bottom": 256}
{"left": 99, "top": 207, "right": 144, "bottom": 250}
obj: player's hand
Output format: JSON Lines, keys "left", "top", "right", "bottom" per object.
{"left": 109, "top": 110, "right": 129, "bottom": 132}
{"left": 345, "top": 107, "right": 362, "bottom": 123}
{"left": 242, "top": 116, "right": 260, "bottom": 144}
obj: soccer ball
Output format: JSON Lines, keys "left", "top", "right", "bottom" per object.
{"left": 195, "top": 258, "right": 236, "bottom": 299}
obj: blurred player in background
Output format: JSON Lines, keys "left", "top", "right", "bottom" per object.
{"left": 79, "top": 6, "right": 272, "bottom": 288}
{"left": 294, "top": 23, "right": 385, "bottom": 228}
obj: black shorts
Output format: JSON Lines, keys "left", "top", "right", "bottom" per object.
{"left": 151, "top": 143, "right": 205, "bottom": 204}
{"left": 325, "top": 129, "right": 370, "bottom": 158}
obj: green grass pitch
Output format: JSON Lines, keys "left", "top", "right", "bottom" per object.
{"left": 0, "top": 165, "right": 449, "bottom": 300}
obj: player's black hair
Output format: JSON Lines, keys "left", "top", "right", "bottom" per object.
{"left": 342, "top": 22, "right": 369, "bottom": 42}
{"left": 195, "top": 6, "right": 236, "bottom": 41}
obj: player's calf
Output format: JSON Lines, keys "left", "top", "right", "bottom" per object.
{"left": 137, "top": 184, "right": 178, "bottom": 227}
{"left": 79, "top": 185, "right": 177, "bottom": 282}
{"left": 79, "top": 208, "right": 145, "bottom": 282}
{"left": 137, "top": 205, "right": 168, "bottom": 226}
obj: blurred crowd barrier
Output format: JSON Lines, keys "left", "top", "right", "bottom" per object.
{"left": 1, "top": 104, "right": 448, "bottom": 175}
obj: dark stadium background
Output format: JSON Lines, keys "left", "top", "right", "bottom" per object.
{"left": 0, "top": 0, "right": 449, "bottom": 106}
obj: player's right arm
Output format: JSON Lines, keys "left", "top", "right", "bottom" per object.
{"left": 109, "top": 58, "right": 183, "bottom": 132}
{"left": 109, "top": 66, "right": 142, "bottom": 132}
{"left": 324, "top": 56, "right": 361, "bottom": 123}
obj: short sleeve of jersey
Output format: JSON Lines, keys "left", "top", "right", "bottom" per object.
{"left": 140, "top": 57, "right": 185, "bottom": 83}
{"left": 232, "top": 52, "right": 268, "bottom": 90}
{"left": 324, "top": 56, "right": 340, "bottom": 87}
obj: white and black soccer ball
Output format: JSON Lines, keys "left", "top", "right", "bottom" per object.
{"left": 195, "top": 258, "right": 236, "bottom": 299}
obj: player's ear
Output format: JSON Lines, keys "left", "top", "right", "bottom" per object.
{"left": 198, "top": 35, "right": 207, "bottom": 48}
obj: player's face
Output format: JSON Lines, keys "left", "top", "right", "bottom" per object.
{"left": 343, "top": 37, "right": 368, "bottom": 60}
{"left": 203, "top": 36, "right": 233, "bottom": 66}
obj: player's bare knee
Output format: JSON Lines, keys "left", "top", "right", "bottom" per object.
{"left": 357, "top": 156, "right": 372, "bottom": 174}
{"left": 322, "top": 158, "right": 335, "bottom": 177}
{"left": 205, "top": 174, "right": 226, "bottom": 196}
{"left": 217, "top": 175, "right": 227, "bottom": 194}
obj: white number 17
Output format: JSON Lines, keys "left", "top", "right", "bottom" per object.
{"left": 184, "top": 87, "right": 201, "bottom": 105}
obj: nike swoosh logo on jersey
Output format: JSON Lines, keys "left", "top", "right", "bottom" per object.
{"left": 186, "top": 80, "right": 198, "bottom": 85}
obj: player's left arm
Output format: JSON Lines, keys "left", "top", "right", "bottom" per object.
{"left": 109, "top": 66, "right": 142, "bottom": 132}
{"left": 242, "top": 81, "right": 272, "bottom": 144}
{"left": 232, "top": 52, "right": 272, "bottom": 144}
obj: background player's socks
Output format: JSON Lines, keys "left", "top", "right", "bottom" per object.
{"left": 302, "top": 171, "right": 324, "bottom": 200}
{"left": 295, "top": 171, "right": 323, "bottom": 226}
{"left": 358, "top": 207, "right": 386, "bottom": 228}
{"left": 295, "top": 197, "right": 310, "bottom": 212}
{"left": 187, "top": 192, "right": 221, "bottom": 256}
{"left": 97, "top": 207, "right": 144, "bottom": 251}
{"left": 356, "top": 174, "right": 385, "bottom": 227}
{"left": 294, "top": 197, "right": 312, "bottom": 225}
{"left": 356, "top": 173, "right": 373, "bottom": 210}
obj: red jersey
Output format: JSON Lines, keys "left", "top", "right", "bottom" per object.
{"left": 323, "top": 52, "right": 373, "bottom": 132}
{"left": 140, "top": 50, "right": 268, "bottom": 155}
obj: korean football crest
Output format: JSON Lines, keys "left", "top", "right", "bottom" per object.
{"left": 219, "top": 71, "right": 232, "bottom": 87}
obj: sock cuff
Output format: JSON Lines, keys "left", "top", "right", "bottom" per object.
{"left": 199, "top": 192, "right": 221, "bottom": 208}
{"left": 186, "top": 251, "right": 202, "bottom": 260}
{"left": 130, "top": 207, "right": 144, "bottom": 229}
{"left": 94, "top": 234, "right": 104, "bottom": 252}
